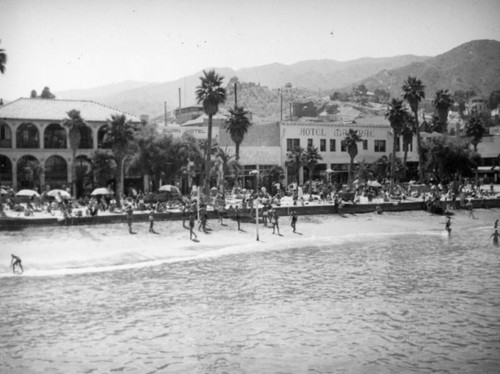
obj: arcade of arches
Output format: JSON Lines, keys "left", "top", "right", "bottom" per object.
{"left": 0, "top": 121, "right": 114, "bottom": 193}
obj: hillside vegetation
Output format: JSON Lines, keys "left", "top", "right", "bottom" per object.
{"left": 54, "top": 40, "right": 500, "bottom": 121}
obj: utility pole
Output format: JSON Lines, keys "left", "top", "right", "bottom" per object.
{"left": 164, "top": 101, "right": 167, "bottom": 125}
{"left": 289, "top": 102, "right": 292, "bottom": 121}
{"left": 234, "top": 83, "right": 238, "bottom": 109}
{"left": 178, "top": 88, "right": 181, "bottom": 108}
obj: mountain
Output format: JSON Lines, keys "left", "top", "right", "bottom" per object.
{"left": 54, "top": 39, "right": 500, "bottom": 120}
{"left": 352, "top": 39, "right": 500, "bottom": 99}
{"left": 55, "top": 56, "right": 428, "bottom": 118}
{"left": 58, "top": 80, "right": 152, "bottom": 101}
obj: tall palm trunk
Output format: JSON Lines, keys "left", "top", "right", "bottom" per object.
{"left": 413, "top": 109, "right": 424, "bottom": 183}
{"left": 71, "top": 148, "right": 77, "bottom": 198}
{"left": 390, "top": 132, "right": 397, "bottom": 194}
{"left": 115, "top": 157, "right": 125, "bottom": 207}
{"left": 348, "top": 157, "right": 354, "bottom": 186}
{"left": 204, "top": 114, "right": 213, "bottom": 193}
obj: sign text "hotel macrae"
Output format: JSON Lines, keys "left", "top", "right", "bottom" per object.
{"left": 299, "top": 128, "right": 375, "bottom": 138}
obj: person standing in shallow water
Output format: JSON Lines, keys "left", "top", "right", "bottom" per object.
{"left": 10, "top": 254, "right": 23, "bottom": 274}
{"left": 445, "top": 215, "right": 451, "bottom": 234}
{"left": 491, "top": 229, "right": 499, "bottom": 246}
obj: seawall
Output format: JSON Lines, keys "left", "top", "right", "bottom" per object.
{"left": 2, "top": 198, "right": 500, "bottom": 229}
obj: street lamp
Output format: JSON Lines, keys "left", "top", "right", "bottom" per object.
{"left": 250, "top": 169, "right": 259, "bottom": 241}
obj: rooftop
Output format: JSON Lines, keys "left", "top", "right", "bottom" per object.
{"left": 0, "top": 98, "right": 142, "bottom": 123}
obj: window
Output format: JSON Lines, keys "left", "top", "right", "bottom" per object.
{"left": 362, "top": 140, "right": 368, "bottom": 150}
{"left": 395, "top": 137, "right": 400, "bottom": 152}
{"left": 307, "top": 139, "right": 313, "bottom": 148}
{"left": 403, "top": 140, "right": 413, "bottom": 152}
{"left": 287, "top": 138, "right": 300, "bottom": 152}
{"left": 341, "top": 140, "right": 347, "bottom": 152}
{"left": 320, "top": 139, "right": 326, "bottom": 152}
{"left": 329, "top": 139, "right": 336, "bottom": 152}
{"left": 374, "top": 140, "right": 386, "bottom": 152}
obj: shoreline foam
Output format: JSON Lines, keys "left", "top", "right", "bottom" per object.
{"left": 1, "top": 209, "right": 499, "bottom": 277}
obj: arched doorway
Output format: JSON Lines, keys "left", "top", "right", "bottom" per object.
{"left": 97, "top": 125, "right": 110, "bottom": 148}
{"left": 0, "top": 155, "right": 13, "bottom": 187}
{"left": 45, "top": 155, "right": 67, "bottom": 190}
{"left": 0, "top": 122, "right": 12, "bottom": 148}
{"left": 44, "top": 123, "right": 67, "bottom": 149}
{"left": 16, "top": 123, "right": 40, "bottom": 148}
{"left": 79, "top": 125, "right": 93, "bottom": 149}
{"left": 17, "top": 155, "right": 41, "bottom": 190}
{"left": 75, "top": 155, "right": 93, "bottom": 196}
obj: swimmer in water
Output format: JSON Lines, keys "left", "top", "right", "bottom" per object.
{"left": 10, "top": 254, "right": 23, "bottom": 274}
{"left": 491, "top": 229, "right": 499, "bottom": 246}
{"left": 495, "top": 219, "right": 498, "bottom": 229}
{"left": 445, "top": 216, "right": 451, "bottom": 234}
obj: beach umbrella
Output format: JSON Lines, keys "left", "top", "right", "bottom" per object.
{"left": 0, "top": 188, "right": 7, "bottom": 195}
{"left": 15, "top": 189, "right": 40, "bottom": 197}
{"left": 326, "top": 168, "right": 334, "bottom": 173}
{"left": 91, "top": 187, "right": 113, "bottom": 196}
{"left": 367, "top": 180, "right": 382, "bottom": 188}
{"left": 47, "top": 189, "right": 71, "bottom": 199}
{"left": 158, "top": 185, "right": 180, "bottom": 194}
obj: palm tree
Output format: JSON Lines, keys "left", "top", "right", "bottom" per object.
{"left": 402, "top": 76, "right": 426, "bottom": 182}
{"left": 0, "top": 42, "right": 6, "bottom": 74}
{"left": 103, "top": 114, "right": 137, "bottom": 207}
{"left": 304, "top": 146, "right": 323, "bottom": 197}
{"left": 62, "top": 109, "right": 87, "bottom": 198}
{"left": 386, "top": 98, "right": 408, "bottom": 192}
{"left": 433, "top": 89, "right": 454, "bottom": 133}
{"left": 195, "top": 70, "right": 226, "bottom": 191}
{"left": 262, "top": 165, "right": 285, "bottom": 192}
{"left": 286, "top": 146, "right": 306, "bottom": 186}
{"left": 465, "top": 116, "right": 486, "bottom": 152}
{"left": 214, "top": 146, "right": 236, "bottom": 204}
{"left": 401, "top": 112, "right": 415, "bottom": 178}
{"left": 344, "top": 129, "right": 362, "bottom": 187}
{"left": 355, "top": 160, "right": 374, "bottom": 185}
{"left": 226, "top": 105, "right": 252, "bottom": 160}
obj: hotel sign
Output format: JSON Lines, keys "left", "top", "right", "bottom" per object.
{"left": 299, "top": 127, "right": 375, "bottom": 138}
{"left": 165, "top": 126, "right": 219, "bottom": 139}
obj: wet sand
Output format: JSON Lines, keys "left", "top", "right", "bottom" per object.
{"left": 1, "top": 208, "right": 499, "bottom": 276}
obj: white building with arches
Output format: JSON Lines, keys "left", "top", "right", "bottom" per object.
{"left": 0, "top": 98, "right": 141, "bottom": 192}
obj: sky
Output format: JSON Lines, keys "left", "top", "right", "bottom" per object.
{"left": 1, "top": 0, "right": 499, "bottom": 100}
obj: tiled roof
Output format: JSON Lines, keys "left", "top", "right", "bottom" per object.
{"left": 0, "top": 98, "right": 141, "bottom": 123}
{"left": 181, "top": 113, "right": 228, "bottom": 127}
{"left": 352, "top": 116, "right": 389, "bottom": 126}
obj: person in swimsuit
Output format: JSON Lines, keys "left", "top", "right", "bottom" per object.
{"left": 189, "top": 213, "right": 198, "bottom": 241}
{"left": 126, "top": 205, "right": 134, "bottom": 234}
{"left": 290, "top": 210, "right": 297, "bottom": 233}
{"left": 491, "top": 229, "right": 499, "bottom": 246}
{"left": 445, "top": 216, "right": 451, "bottom": 234}
{"left": 10, "top": 254, "right": 23, "bottom": 274}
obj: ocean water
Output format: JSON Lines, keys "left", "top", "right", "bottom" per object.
{"left": 1, "top": 226, "right": 500, "bottom": 373}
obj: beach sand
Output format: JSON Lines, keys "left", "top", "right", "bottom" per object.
{"left": 1, "top": 208, "right": 499, "bottom": 276}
